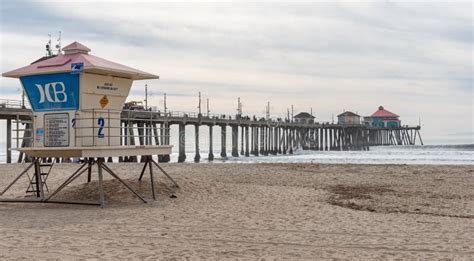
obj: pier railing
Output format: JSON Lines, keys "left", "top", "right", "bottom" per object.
{"left": 0, "top": 99, "right": 30, "bottom": 109}
{"left": 133, "top": 109, "right": 420, "bottom": 129}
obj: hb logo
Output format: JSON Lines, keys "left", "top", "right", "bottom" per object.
{"left": 35, "top": 82, "right": 68, "bottom": 103}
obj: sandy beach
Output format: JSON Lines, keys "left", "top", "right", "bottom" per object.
{"left": 0, "top": 162, "right": 473, "bottom": 259}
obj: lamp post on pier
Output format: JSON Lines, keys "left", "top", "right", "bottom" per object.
{"left": 197, "top": 92, "right": 202, "bottom": 116}
{"left": 144, "top": 84, "right": 148, "bottom": 110}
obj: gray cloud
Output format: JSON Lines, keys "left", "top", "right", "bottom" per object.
{"left": 1, "top": 1, "right": 472, "bottom": 144}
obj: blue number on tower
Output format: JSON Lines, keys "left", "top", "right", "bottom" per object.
{"left": 97, "top": 117, "right": 105, "bottom": 138}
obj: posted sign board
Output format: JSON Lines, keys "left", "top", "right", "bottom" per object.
{"left": 44, "top": 113, "right": 69, "bottom": 147}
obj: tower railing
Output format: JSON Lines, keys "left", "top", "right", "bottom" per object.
{"left": 74, "top": 109, "right": 170, "bottom": 147}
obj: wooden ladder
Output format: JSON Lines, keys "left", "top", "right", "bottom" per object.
{"left": 26, "top": 159, "right": 54, "bottom": 194}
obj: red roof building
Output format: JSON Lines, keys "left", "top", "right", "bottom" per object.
{"left": 371, "top": 106, "right": 399, "bottom": 119}
{"left": 364, "top": 106, "right": 401, "bottom": 128}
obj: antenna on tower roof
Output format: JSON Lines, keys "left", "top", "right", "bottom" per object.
{"left": 46, "top": 34, "right": 52, "bottom": 56}
{"left": 55, "top": 31, "right": 62, "bottom": 55}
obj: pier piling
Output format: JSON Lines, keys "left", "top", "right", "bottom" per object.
{"left": 220, "top": 125, "right": 227, "bottom": 159}
{"left": 6, "top": 119, "right": 11, "bottom": 163}
{"left": 231, "top": 125, "right": 239, "bottom": 157}
{"left": 208, "top": 125, "right": 214, "bottom": 161}
{"left": 245, "top": 126, "right": 250, "bottom": 156}
{"left": 178, "top": 123, "right": 186, "bottom": 163}
{"left": 194, "top": 125, "right": 200, "bottom": 163}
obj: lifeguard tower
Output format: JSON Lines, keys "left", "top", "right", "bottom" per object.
{"left": 0, "top": 41, "right": 178, "bottom": 207}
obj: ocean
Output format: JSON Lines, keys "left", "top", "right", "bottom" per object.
{"left": 0, "top": 123, "right": 472, "bottom": 165}
{"left": 1, "top": 143, "right": 472, "bottom": 165}
{"left": 219, "top": 144, "right": 474, "bottom": 165}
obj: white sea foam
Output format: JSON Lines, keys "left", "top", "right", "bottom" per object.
{"left": 1, "top": 144, "right": 472, "bottom": 165}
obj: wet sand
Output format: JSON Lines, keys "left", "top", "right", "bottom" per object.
{"left": 0, "top": 163, "right": 473, "bottom": 259}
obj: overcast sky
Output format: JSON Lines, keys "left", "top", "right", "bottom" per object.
{"left": 0, "top": 0, "right": 472, "bottom": 144}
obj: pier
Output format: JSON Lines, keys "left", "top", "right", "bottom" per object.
{"left": 0, "top": 99, "right": 34, "bottom": 163}
{"left": 0, "top": 99, "right": 423, "bottom": 164}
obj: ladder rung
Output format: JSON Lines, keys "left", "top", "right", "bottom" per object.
{"left": 40, "top": 164, "right": 53, "bottom": 167}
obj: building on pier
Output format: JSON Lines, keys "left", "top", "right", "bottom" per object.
{"left": 337, "top": 111, "right": 361, "bottom": 125}
{"left": 293, "top": 112, "right": 315, "bottom": 124}
{"left": 363, "top": 106, "right": 401, "bottom": 128}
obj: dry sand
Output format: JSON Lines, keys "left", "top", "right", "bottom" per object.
{"left": 0, "top": 162, "right": 473, "bottom": 259}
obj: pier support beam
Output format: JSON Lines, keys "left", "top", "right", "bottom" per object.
{"left": 137, "top": 122, "right": 146, "bottom": 162}
{"left": 273, "top": 127, "right": 281, "bottom": 155}
{"left": 194, "top": 125, "right": 200, "bottom": 163}
{"left": 272, "top": 127, "right": 278, "bottom": 155}
{"left": 417, "top": 130, "right": 424, "bottom": 145}
{"left": 178, "top": 124, "right": 186, "bottom": 163}
{"left": 128, "top": 122, "right": 137, "bottom": 162}
{"left": 253, "top": 127, "right": 259, "bottom": 156}
{"left": 329, "top": 128, "right": 333, "bottom": 150}
{"left": 277, "top": 128, "right": 282, "bottom": 154}
{"left": 289, "top": 129, "right": 293, "bottom": 154}
{"left": 264, "top": 127, "right": 271, "bottom": 153}
{"left": 208, "top": 125, "right": 214, "bottom": 161}
{"left": 245, "top": 126, "right": 250, "bottom": 157}
{"left": 240, "top": 126, "right": 245, "bottom": 156}
{"left": 6, "top": 119, "right": 11, "bottom": 164}
{"left": 158, "top": 123, "right": 171, "bottom": 163}
{"left": 266, "top": 127, "right": 270, "bottom": 154}
{"left": 250, "top": 127, "right": 254, "bottom": 155}
{"left": 324, "top": 127, "right": 328, "bottom": 151}
{"left": 315, "top": 128, "right": 319, "bottom": 150}
{"left": 231, "top": 125, "right": 239, "bottom": 157}
{"left": 17, "top": 122, "right": 33, "bottom": 163}
{"left": 152, "top": 122, "right": 160, "bottom": 159}
{"left": 119, "top": 122, "right": 124, "bottom": 162}
{"left": 220, "top": 125, "right": 227, "bottom": 158}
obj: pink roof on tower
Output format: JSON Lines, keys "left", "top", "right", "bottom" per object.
{"left": 371, "top": 106, "right": 399, "bottom": 118}
{"left": 63, "top": 41, "right": 91, "bottom": 54}
{"left": 2, "top": 41, "right": 158, "bottom": 80}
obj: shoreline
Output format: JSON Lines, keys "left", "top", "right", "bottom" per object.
{"left": 1, "top": 161, "right": 473, "bottom": 166}
{"left": 1, "top": 144, "right": 473, "bottom": 165}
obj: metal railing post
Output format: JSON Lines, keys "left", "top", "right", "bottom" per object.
{"left": 92, "top": 109, "right": 95, "bottom": 146}
{"left": 108, "top": 110, "right": 111, "bottom": 146}
{"left": 16, "top": 114, "right": 19, "bottom": 148}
